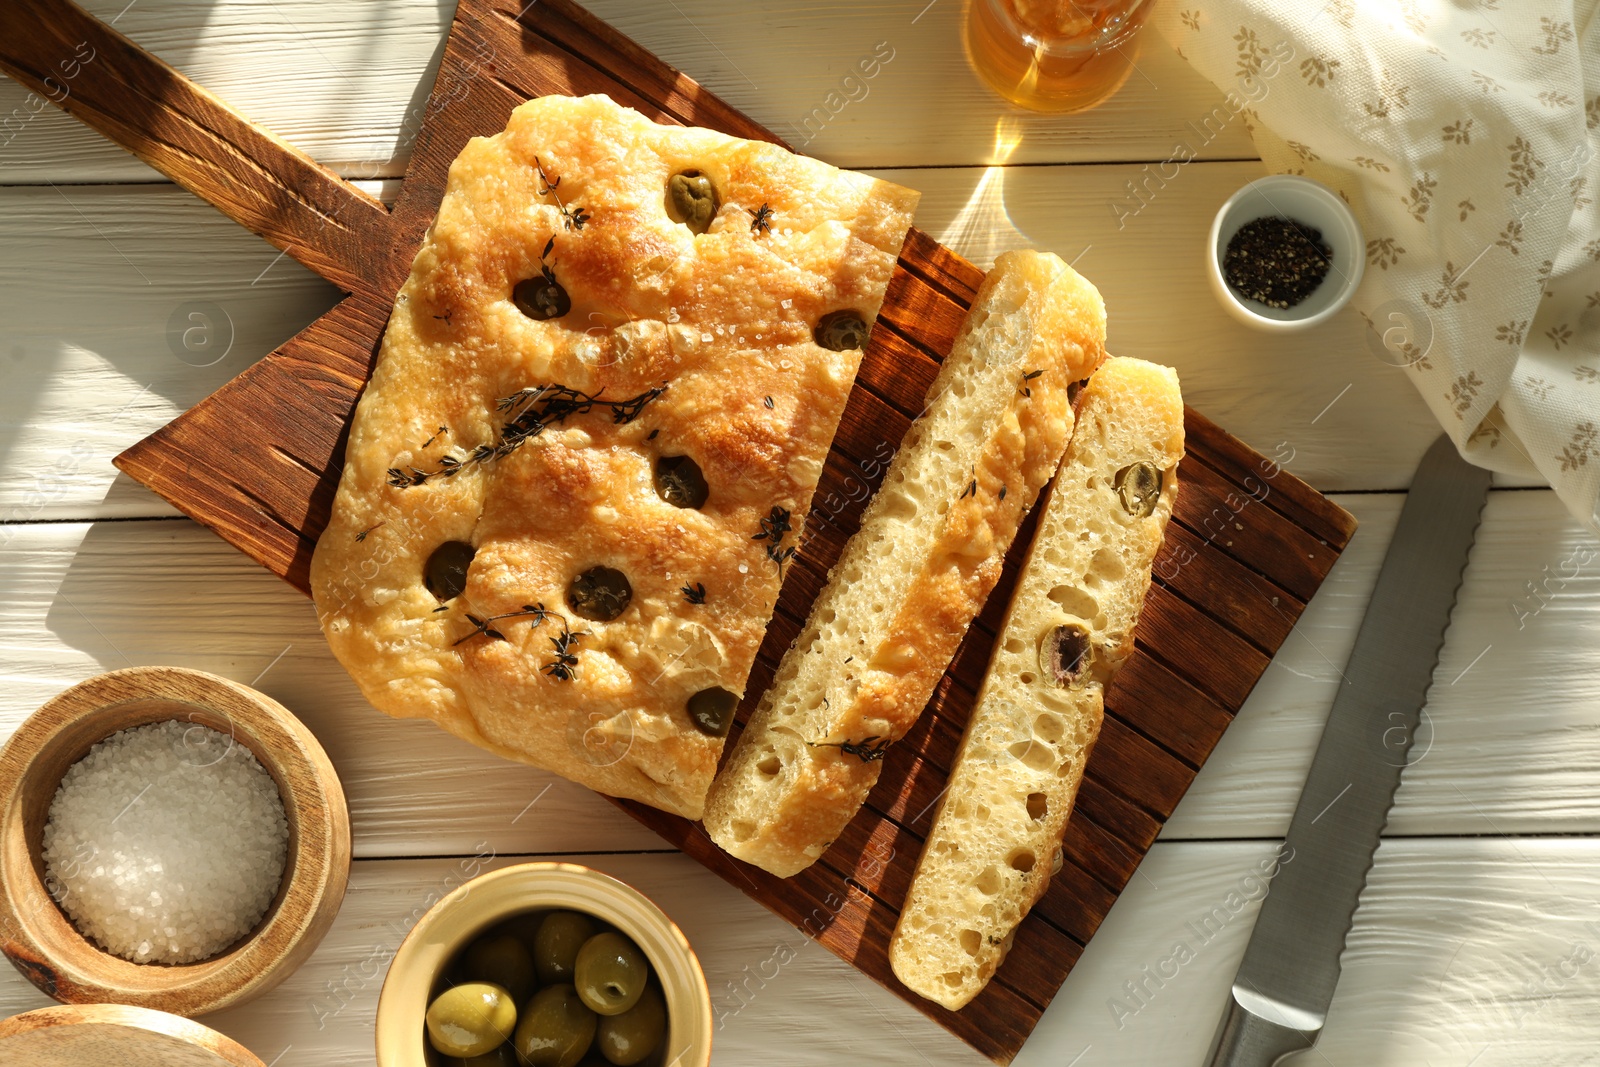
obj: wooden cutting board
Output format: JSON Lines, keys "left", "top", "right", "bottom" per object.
{"left": 0, "top": 1, "right": 1357, "bottom": 1061}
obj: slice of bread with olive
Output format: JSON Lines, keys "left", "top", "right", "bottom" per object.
{"left": 310, "top": 94, "right": 919, "bottom": 820}
{"left": 888, "top": 355, "right": 1183, "bottom": 1010}
{"left": 703, "top": 249, "right": 1107, "bottom": 877}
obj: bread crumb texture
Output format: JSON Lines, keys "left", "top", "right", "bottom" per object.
{"left": 310, "top": 95, "right": 918, "bottom": 819}
{"left": 704, "top": 250, "right": 1107, "bottom": 876}
{"left": 889, "top": 355, "right": 1183, "bottom": 1009}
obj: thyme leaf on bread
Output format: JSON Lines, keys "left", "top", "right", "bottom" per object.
{"left": 752, "top": 505, "right": 796, "bottom": 569}
{"left": 681, "top": 582, "right": 707, "bottom": 605}
{"left": 808, "top": 735, "right": 892, "bottom": 763}
{"left": 534, "top": 156, "right": 591, "bottom": 231}
{"left": 749, "top": 202, "right": 774, "bottom": 236}
{"left": 1019, "top": 368, "right": 1043, "bottom": 397}
{"left": 452, "top": 602, "right": 589, "bottom": 680}
{"left": 454, "top": 602, "right": 556, "bottom": 645}
{"left": 387, "top": 383, "right": 667, "bottom": 488}
{"left": 543, "top": 623, "right": 587, "bottom": 681}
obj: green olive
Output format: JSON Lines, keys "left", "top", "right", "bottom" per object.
{"left": 515, "top": 984, "right": 598, "bottom": 1067}
{"left": 686, "top": 687, "right": 738, "bottom": 737}
{"left": 426, "top": 982, "right": 518, "bottom": 1059}
{"left": 575, "top": 931, "right": 650, "bottom": 1016}
{"left": 462, "top": 932, "right": 537, "bottom": 1005}
{"left": 814, "top": 310, "right": 870, "bottom": 351}
{"left": 1114, "top": 461, "right": 1162, "bottom": 517}
{"left": 666, "top": 172, "right": 719, "bottom": 234}
{"left": 595, "top": 983, "right": 666, "bottom": 1065}
{"left": 446, "top": 1046, "right": 520, "bottom": 1067}
{"left": 535, "top": 911, "right": 598, "bottom": 984}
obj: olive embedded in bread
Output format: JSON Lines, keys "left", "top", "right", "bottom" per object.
{"left": 686, "top": 687, "right": 738, "bottom": 737}
{"left": 654, "top": 455, "right": 709, "bottom": 509}
{"left": 574, "top": 931, "right": 649, "bottom": 1015}
{"left": 515, "top": 984, "right": 599, "bottom": 1067}
{"left": 666, "top": 172, "right": 719, "bottom": 234}
{"left": 1038, "top": 623, "right": 1092, "bottom": 688}
{"left": 567, "top": 567, "right": 632, "bottom": 621}
{"left": 1114, "top": 460, "right": 1162, "bottom": 517}
{"left": 534, "top": 911, "right": 598, "bottom": 984}
{"left": 425, "top": 982, "right": 518, "bottom": 1058}
{"left": 814, "top": 310, "right": 870, "bottom": 351}
{"left": 512, "top": 275, "right": 571, "bottom": 320}
{"left": 425, "top": 540, "right": 475, "bottom": 601}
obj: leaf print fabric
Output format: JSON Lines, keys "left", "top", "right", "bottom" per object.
{"left": 1157, "top": 1, "right": 1600, "bottom": 533}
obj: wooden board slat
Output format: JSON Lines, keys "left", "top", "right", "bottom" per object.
{"left": 0, "top": 0, "right": 1357, "bottom": 1061}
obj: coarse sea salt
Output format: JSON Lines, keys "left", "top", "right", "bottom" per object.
{"left": 41, "top": 719, "right": 289, "bottom": 965}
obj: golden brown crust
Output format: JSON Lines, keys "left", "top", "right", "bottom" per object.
{"left": 309, "top": 95, "right": 918, "bottom": 818}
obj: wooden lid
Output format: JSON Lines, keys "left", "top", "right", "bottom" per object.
{"left": 0, "top": 1004, "right": 266, "bottom": 1066}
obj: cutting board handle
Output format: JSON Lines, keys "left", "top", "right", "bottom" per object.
{"left": 0, "top": 0, "right": 396, "bottom": 298}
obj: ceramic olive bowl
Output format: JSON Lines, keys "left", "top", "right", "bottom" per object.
{"left": 376, "top": 862, "right": 712, "bottom": 1067}
{"left": 0, "top": 666, "right": 351, "bottom": 1017}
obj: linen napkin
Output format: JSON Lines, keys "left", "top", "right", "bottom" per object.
{"left": 1156, "top": 0, "right": 1600, "bottom": 533}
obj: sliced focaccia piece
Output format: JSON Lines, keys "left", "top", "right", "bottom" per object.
{"left": 889, "top": 356, "right": 1183, "bottom": 1009}
{"left": 310, "top": 94, "right": 919, "bottom": 819}
{"left": 703, "top": 249, "right": 1107, "bottom": 877}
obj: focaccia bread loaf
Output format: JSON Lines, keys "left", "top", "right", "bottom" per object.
{"left": 310, "top": 94, "right": 918, "bottom": 819}
{"left": 703, "top": 249, "right": 1107, "bottom": 877}
{"left": 889, "top": 356, "right": 1183, "bottom": 1009}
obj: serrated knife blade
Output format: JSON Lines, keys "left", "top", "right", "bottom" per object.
{"left": 1203, "top": 434, "right": 1491, "bottom": 1067}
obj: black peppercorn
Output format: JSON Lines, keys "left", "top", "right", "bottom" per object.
{"left": 1222, "top": 216, "right": 1332, "bottom": 310}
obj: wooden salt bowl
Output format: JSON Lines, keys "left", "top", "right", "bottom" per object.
{"left": 0, "top": 666, "right": 351, "bottom": 1017}
{"left": 0, "top": 1004, "right": 267, "bottom": 1067}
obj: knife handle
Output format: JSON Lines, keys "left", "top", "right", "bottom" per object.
{"left": 1202, "top": 987, "right": 1320, "bottom": 1067}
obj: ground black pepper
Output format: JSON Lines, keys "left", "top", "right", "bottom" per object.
{"left": 1222, "top": 216, "right": 1332, "bottom": 309}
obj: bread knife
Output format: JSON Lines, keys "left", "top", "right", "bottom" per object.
{"left": 1202, "top": 434, "right": 1490, "bottom": 1067}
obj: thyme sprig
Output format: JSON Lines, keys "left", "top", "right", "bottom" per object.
{"left": 1019, "top": 368, "right": 1043, "bottom": 397}
{"left": 752, "top": 505, "right": 795, "bottom": 569}
{"left": 749, "top": 202, "right": 774, "bottom": 236}
{"left": 543, "top": 625, "right": 586, "bottom": 681}
{"left": 454, "top": 602, "right": 555, "bottom": 645}
{"left": 809, "top": 735, "right": 893, "bottom": 763}
{"left": 681, "top": 582, "right": 707, "bottom": 605}
{"left": 452, "top": 601, "right": 589, "bottom": 681}
{"left": 534, "top": 156, "right": 591, "bottom": 231}
{"left": 387, "top": 382, "right": 667, "bottom": 488}
{"left": 354, "top": 521, "right": 386, "bottom": 542}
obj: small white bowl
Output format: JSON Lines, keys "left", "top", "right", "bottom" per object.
{"left": 1206, "top": 174, "right": 1364, "bottom": 331}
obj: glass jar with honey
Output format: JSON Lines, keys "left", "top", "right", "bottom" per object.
{"left": 965, "top": 0, "right": 1153, "bottom": 113}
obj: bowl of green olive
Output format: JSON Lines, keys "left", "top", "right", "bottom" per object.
{"left": 375, "top": 862, "right": 711, "bottom": 1067}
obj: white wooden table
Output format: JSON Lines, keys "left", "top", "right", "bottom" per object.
{"left": 3, "top": 3, "right": 1598, "bottom": 1064}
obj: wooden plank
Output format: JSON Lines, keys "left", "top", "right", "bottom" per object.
{"left": 0, "top": 0, "right": 395, "bottom": 300}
